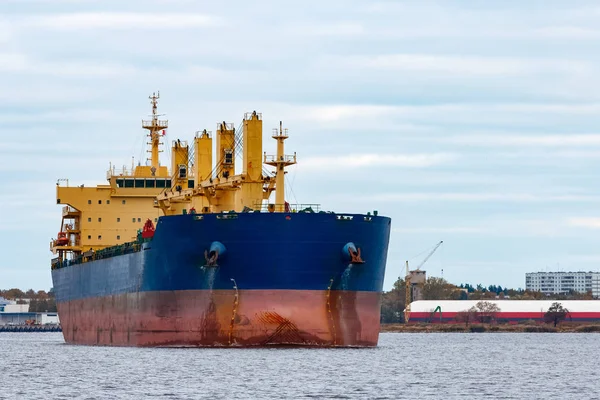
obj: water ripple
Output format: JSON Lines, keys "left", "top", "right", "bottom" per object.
{"left": 0, "top": 333, "right": 598, "bottom": 399}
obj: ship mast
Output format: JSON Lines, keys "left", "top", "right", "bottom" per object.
{"left": 142, "top": 92, "right": 168, "bottom": 174}
{"left": 265, "top": 121, "right": 296, "bottom": 211}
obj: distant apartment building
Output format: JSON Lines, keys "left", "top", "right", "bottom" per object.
{"left": 526, "top": 271, "right": 600, "bottom": 298}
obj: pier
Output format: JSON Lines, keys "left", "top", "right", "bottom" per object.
{"left": 0, "top": 324, "right": 61, "bottom": 333}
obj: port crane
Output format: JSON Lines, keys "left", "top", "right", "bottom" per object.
{"left": 404, "top": 240, "right": 443, "bottom": 323}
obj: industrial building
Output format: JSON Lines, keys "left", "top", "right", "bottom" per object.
{"left": 408, "top": 300, "right": 600, "bottom": 323}
{"left": 525, "top": 271, "right": 600, "bottom": 298}
{"left": 0, "top": 297, "right": 59, "bottom": 326}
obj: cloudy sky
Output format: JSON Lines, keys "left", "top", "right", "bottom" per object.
{"left": 3, "top": 0, "right": 600, "bottom": 291}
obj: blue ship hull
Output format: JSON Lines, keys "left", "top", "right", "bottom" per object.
{"left": 51, "top": 212, "right": 391, "bottom": 347}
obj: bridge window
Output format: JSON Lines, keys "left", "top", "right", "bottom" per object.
{"left": 135, "top": 179, "right": 144, "bottom": 188}
{"left": 145, "top": 179, "right": 155, "bottom": 188}
{"left": 116, "top": 179, "right": 124, "bottom": 187}
{"left": 156, "top": 179, "right": 165, "bottom": 188}
{"left": 124, "top": 179, "right": 134, "bottom": 188}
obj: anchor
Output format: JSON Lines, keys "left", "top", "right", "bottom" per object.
{"left": 204, "top": 241, "right": 226, "bottom": 267}
{"left": 343, "top": 242, "right": 365, "bottom": 264}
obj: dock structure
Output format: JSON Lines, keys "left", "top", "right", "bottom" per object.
{"left": 0, "top": 324, "right": 61, "bottom": 333}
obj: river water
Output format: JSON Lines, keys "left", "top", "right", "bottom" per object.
{"left": 0, "top": 332, "right": 598, "bottom": 399}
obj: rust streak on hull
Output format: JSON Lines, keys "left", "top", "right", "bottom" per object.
{"left": 58, "top": 290, "right": 381, "bottom": 347}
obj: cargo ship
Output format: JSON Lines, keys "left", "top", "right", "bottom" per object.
{"left": 50, "top": 93, "right": 391, "bottom": 347}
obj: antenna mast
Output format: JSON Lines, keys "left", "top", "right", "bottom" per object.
{"left": 264, "top": 121, "right": 296, "bottom": 211}
{"left": 142, "top": 91, "right": 168, "bottom": 174}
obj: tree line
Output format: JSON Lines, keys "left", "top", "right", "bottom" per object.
{"left": 0, "top": 288, "right": 57, "bottom": 312}
{"left": 454, "top": 300, "right": 570, "bottom": 327}
{"left": 381, "top": 276, "right": 593, "bottom": 323}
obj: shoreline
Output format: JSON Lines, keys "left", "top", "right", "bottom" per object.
{"left": 381, "top": 323, "right": 600, "bottom": 333}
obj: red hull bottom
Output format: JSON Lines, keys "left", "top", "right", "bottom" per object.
{"left": 57, "top": 290, "right": 382, "bottom": 347}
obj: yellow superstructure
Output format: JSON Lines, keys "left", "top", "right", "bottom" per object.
{"left": 154, "top": 110, "right": 296, "bottom": 216}
{"left": 50, "top": 92, "right": 299, "bottom": 263}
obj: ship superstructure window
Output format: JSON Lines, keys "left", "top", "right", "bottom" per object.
{"left": 98, "top": 218, "right": 102, "bottom": 222}
{"left": 98, "top": 200, "right": 102, "bottom": 204}
{"left": 156, "top": 179, "right": 165, "bottom": 188}
{"left": 145, "top": 180, "right": 155, "bottom": 188}
{"left": 179, "top": 164, "right": 187, "bottom": 178}
{"left": 188, "top": 180, "right": 194, "bottom": 188}
{"left": 132, "top": 218, "right": 135, "bottom": 222}
{"left": 88, "top": 200, "right": 91, "bottom": 204}
{"left": 135, "top": 179, "right": 144, "bottom": 188}
{"left": 117, "top": 218, "right": 120, "bottom": 222}
{"left": 124, "top": 179, "right": 134, "bottom": 188}
{"left": 224, "top": 149, "right": 233, "bottom": 165}
{"left": 122, "top": 200, "right": 126, "bottom": 204}
{"left": 88, "top": 218, "right": 91, "bottom": 222}
{"left": 88, "top": 235, "right": 91, "bottom": 239}
{"left": 107, "top": 200, "right": 110, "bottom": 205}
{"left": 98, "top": 235, "right": 101, "bottom": 240}
{"left": 117, "top": 235, "right": 120, "bottom": 240}
{"left": 138, "top": 218, "right": 141, "bottom": 222}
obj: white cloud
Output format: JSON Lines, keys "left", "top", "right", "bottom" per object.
{"left": 0, "top": 53, "right": 138, "bottom": 77}
{"left": 15, "top": 13, "right": 219, "bottom": 30}
{"left": 287, "top": 23, "right": 365, "bottom": 36}
{"left": 296, "top": 103, "right": 600, "bottom": 126}
{"left": 301, "top": 153, "right": 457, "bottom": 170}
{"left": 393, "top": 227, "right": 484, "bottom": 234}
{"left": 328, "top": 54, "right": 590, "bottom": 76}
{"left": 534, "top": 26, "right": 600, "bottom": 39}
{"left": 0, "top": 109, "right": 119, "bottom": 123}
{"left": 445, "top": 134, "right": 600, "bottom": 147}
{"left": 366, "top": 193, "right": 600, "bottom": 203}
{"left": 566, "top": 217, "right": 600, "bottom": 229}
{"left": 304, "top": 105, "right": 394, "bottom": 122}
{"left": 391, "top": 218, "right": 575, "bottom": 239}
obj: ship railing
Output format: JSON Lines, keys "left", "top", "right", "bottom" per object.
{"left": 251, "top": 202, "right": 321, "bottom": 213}
{"left": 51, "top": 241, "right": 143, "bottom": 269}
{"left": 172, "top": 140, "right": 188, "bottom": 147}
{"left": 263, "top": 154, "right": 297, "bottom": 164}
{"left": 216, "top": 122, "right": 235, "bottom": 131}
{"left": 244, "top": 112, "right": 262, "bottom": 120}
{"left": 195, "top": 130, "right": 212, "bottom": 138}
{"left": 107, "top": 166, "right": 134, "bottom": 179}
{"left": 142, "top": 119, "right": 169, "bottom": 128}
{"left": 272, "top": 128, "right": 289, "bottom": 138}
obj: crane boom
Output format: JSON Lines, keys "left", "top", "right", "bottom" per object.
{"left": 404, "top": 240, "right": 444, "bottom": 323}
{"left": 415, "top": 241, "right": 443, "bottom": 270}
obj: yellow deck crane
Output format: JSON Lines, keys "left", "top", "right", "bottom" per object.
{"left": 404, "top": 240, "right": 444, "bottom": 323}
